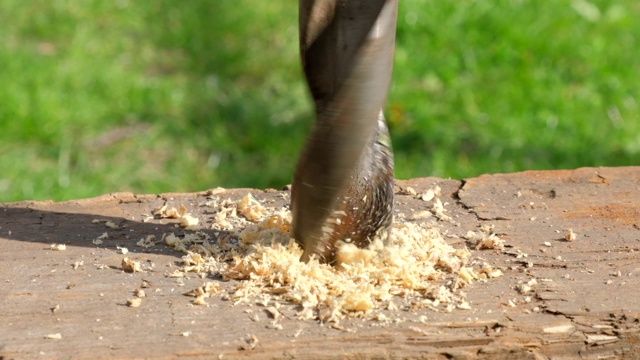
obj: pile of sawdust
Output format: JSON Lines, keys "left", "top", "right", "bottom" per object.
{"left": 157, "top": 193, "right": 502, "bottom": 323}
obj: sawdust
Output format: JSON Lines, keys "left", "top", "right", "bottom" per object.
{"left": 158, "top": 193, "right": 500, "bottom": 323}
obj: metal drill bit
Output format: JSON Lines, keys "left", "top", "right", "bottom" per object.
{"left": 292, "top": 0, "right": 398, "bottom": 263}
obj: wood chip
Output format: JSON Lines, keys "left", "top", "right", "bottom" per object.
{"left": 127, "top": 298, "right": 142, "bottom": 307}
{"left": 122, "top": 257, "right": 142, "bottom": 273}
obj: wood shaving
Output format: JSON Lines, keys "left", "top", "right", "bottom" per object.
{"left": 44, "top": 333, "right": 62, "bottom": 340}
{"left": 565, "top": 229, "right": 577, "bottom": 242}
{"left": 127, "top": 298, "right": 142, "bottom": 307}
{"left": 465, "top": 226, "right": 505, "bottom": 250}
{"left": 205, "top": 187, "right": 226, "bottom": 196}
{"left": 403, "top": 187, "right": 417, "bottom": 196}
{"left": 410, "top": 210, "right": 432, "bottom": 220}
{"left": 137, "top": 235, "right": 156, "bottom": 248}
{"left": 163, "top": 231, "right": 210, "bottom": 253}
{"left": 416, "top": 186, "right": 440, "bottom": 202}
{"left": 50, "top": 243, "right": 66, "bottom": 251}
{"left": 193, "top": 295, "right": 208, "bottom": 305}
{"left": 121, "top": 257, "right": 142, "bottom": 273}
{"left": 105, "top": 220, "right": 120, "bottom": 229}
{"left": 168, "top": 270, "right": 185, "bottom": 278}
{"left": 162, "top": 195, "right": 498, "bottom": 324}
{"left": 478, "top": 264, "right": 503, "bottom": 279}
{"left": 184, "top": 282, "right": 222, "bottom": 305}
{"left": 431, "top": 198, "right": 453, "bottom": 222}
{"left": 211, "top": 201, "right": 237, "bottom": 230}
{"left": 458, "top": 267, "right": 479, "bottom": 285}
{"left": 153, "top": 203, "right": 174, "bottom": 218}
{"left": 236, "top": 194, "right": 267, "bottom": 222}
{"left": 208, "top": 194, "right": 268, "bottom": 230}
{"left": 179, "top": 213, "right": 200, "bottom": 230}
{"left": 92, "top": 219, "right": 120, "bottom": 229}
{"left": 92, "top": 232, "right": 109, "bottom": 245}
{"left": 266, "top": 322, "right": 283, "bottom": 330}
{"left": 516, "top": 278, "right": 538, "bottom": 294}
{"left": 154, "top": 202, "right": 200, "bottom": 230}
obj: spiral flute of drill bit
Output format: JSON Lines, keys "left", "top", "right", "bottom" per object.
{"left": 292, "top": 0, "right": 398, "bottom": 263}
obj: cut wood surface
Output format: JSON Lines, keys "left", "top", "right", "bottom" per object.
{"left": 1, "top": 167, "right": 639, "bottom": 359}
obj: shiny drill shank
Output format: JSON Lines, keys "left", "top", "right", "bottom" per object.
{"left": 292, "top": 0, "right": 398, "bottom": 263}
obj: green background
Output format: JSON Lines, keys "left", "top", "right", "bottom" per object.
{"left": 1, "top": 0, "right": 638, "bottom": 202}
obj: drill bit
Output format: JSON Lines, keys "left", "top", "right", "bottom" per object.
{"left": 292, "top": 0, "right": 398, "bottom": 263}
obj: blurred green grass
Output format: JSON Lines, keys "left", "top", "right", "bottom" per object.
{"left": 1, "top": 0, "right": 638, "bottom": 202}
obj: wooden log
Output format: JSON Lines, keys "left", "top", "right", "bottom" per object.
{"left": 1, "top": 167, "right": 639, "bottom": 359}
